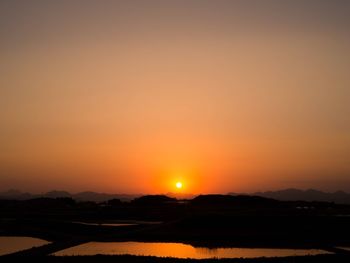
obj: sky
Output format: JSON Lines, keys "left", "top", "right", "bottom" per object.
{"left": 0, "top": 0, "right": 350, "bottom": 194}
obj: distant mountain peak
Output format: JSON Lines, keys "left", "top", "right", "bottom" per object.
{"left": 45, "top": 190, "right": 71, "bottom": 198}
{"left": 3, "top": 189, "right": 23, "bottom": 195}
{"left": 229, "top": 189, "right": 350, "bottom": 204}
{"left": 0, "top": 190, "right": 140, "bottom": 202}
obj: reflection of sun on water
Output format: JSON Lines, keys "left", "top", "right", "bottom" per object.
{"left": 53, "top": 241, "right": 331, "bottom": 258}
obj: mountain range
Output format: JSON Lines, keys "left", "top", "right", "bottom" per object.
{"left": 229, "top": 188, "right": 350, "bottom": 204}
{"left": 0, "top": 189, "right": 140, "bottom": 202}
{"left": 1, "top": 188, "right": 350, "bottom": 204}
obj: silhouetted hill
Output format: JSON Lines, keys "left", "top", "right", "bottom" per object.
{"left": 132, "top": 195, "right": 177, "bottom": 205}
{"left": 45, "top": 190, "right": 71, "bottom": 198}
{"left": 72, "top": 191, "right": 138, "bottom": 202}
{"left": 0, "top": 189, "right": 35, "bottom": 200}
{"left": 229, "top": 188, "right": 350, "bottom": 204}
{"left": 165, "top": 192, "right": 195, "bottom": 199}
{"left": 0, "top": 190, "right": 140, "bottom": 202}
{"left": 190, "top": 194, "right": 279, "bottom": 207}
{"left": 2, "top": 188, "right": 350, "bottom": 203}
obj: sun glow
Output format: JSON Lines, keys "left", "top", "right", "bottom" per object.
{"left": 176, "top": 181, "right": 183, "bottom": 189}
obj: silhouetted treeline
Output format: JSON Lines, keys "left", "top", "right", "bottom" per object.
{"left": 1, "top": 194, "right": 350, "bottom": 221}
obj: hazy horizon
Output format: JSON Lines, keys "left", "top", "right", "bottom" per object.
{"left": 1, "top": 0, "right": 350, "bottom": 194}
{"left": 2, "top": 187, "right": 350, "bottom": 196}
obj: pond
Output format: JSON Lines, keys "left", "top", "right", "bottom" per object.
{"left": 0, "top": 236, "right": 50, "bottom": 256}
{"left": 71, "top": 221, "right": 137, "bottom": 227}
{"left": 337, "top": 247, "right": 350, "bottom": 251}
{"left": 53, "top": 241, "right": 331, "bottom": 258}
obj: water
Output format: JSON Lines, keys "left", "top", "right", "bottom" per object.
{"left": 0, "top": 236, "right": 50, "bottom": 256}
{"left": 72, "top": 221, "right": 137, "bottom": 227}
{"left": 53, "top": 241, "right": 331, "bottom": 258}
{"left": 337, "top": 247, "right": 350, "bottom": 251}
{"left": 70, "top": 220, "right": 161, "bottom": 227}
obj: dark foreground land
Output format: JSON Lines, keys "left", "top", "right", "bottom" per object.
{"left": 1, "top": 194, "right": 350, "bottom": 262}
{"left": 1, "top": 254, "right": 350, "bottom": 263}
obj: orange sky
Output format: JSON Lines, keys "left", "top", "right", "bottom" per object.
{"left": 0, "top": 1, "right": 350, "bottom": 193}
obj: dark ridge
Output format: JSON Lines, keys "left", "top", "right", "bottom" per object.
{"left": 229, "top": 189, "right": 350, "bottom": 204}
{"left": 131, "top": 195, "right": 177, "bottom": 205}
{"left": 190, "top": 194, "right": 279, "bottom": 206}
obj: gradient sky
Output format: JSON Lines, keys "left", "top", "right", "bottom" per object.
{"left": 1, "top": 0, "right": 350, "bottom": 194}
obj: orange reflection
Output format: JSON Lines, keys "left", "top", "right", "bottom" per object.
{"left": 54, "top": 241, "right": 330, "bottom": 258}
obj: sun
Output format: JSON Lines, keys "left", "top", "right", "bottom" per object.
{"left": 176, "top": 181, "right": 183, "bottom": 189}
